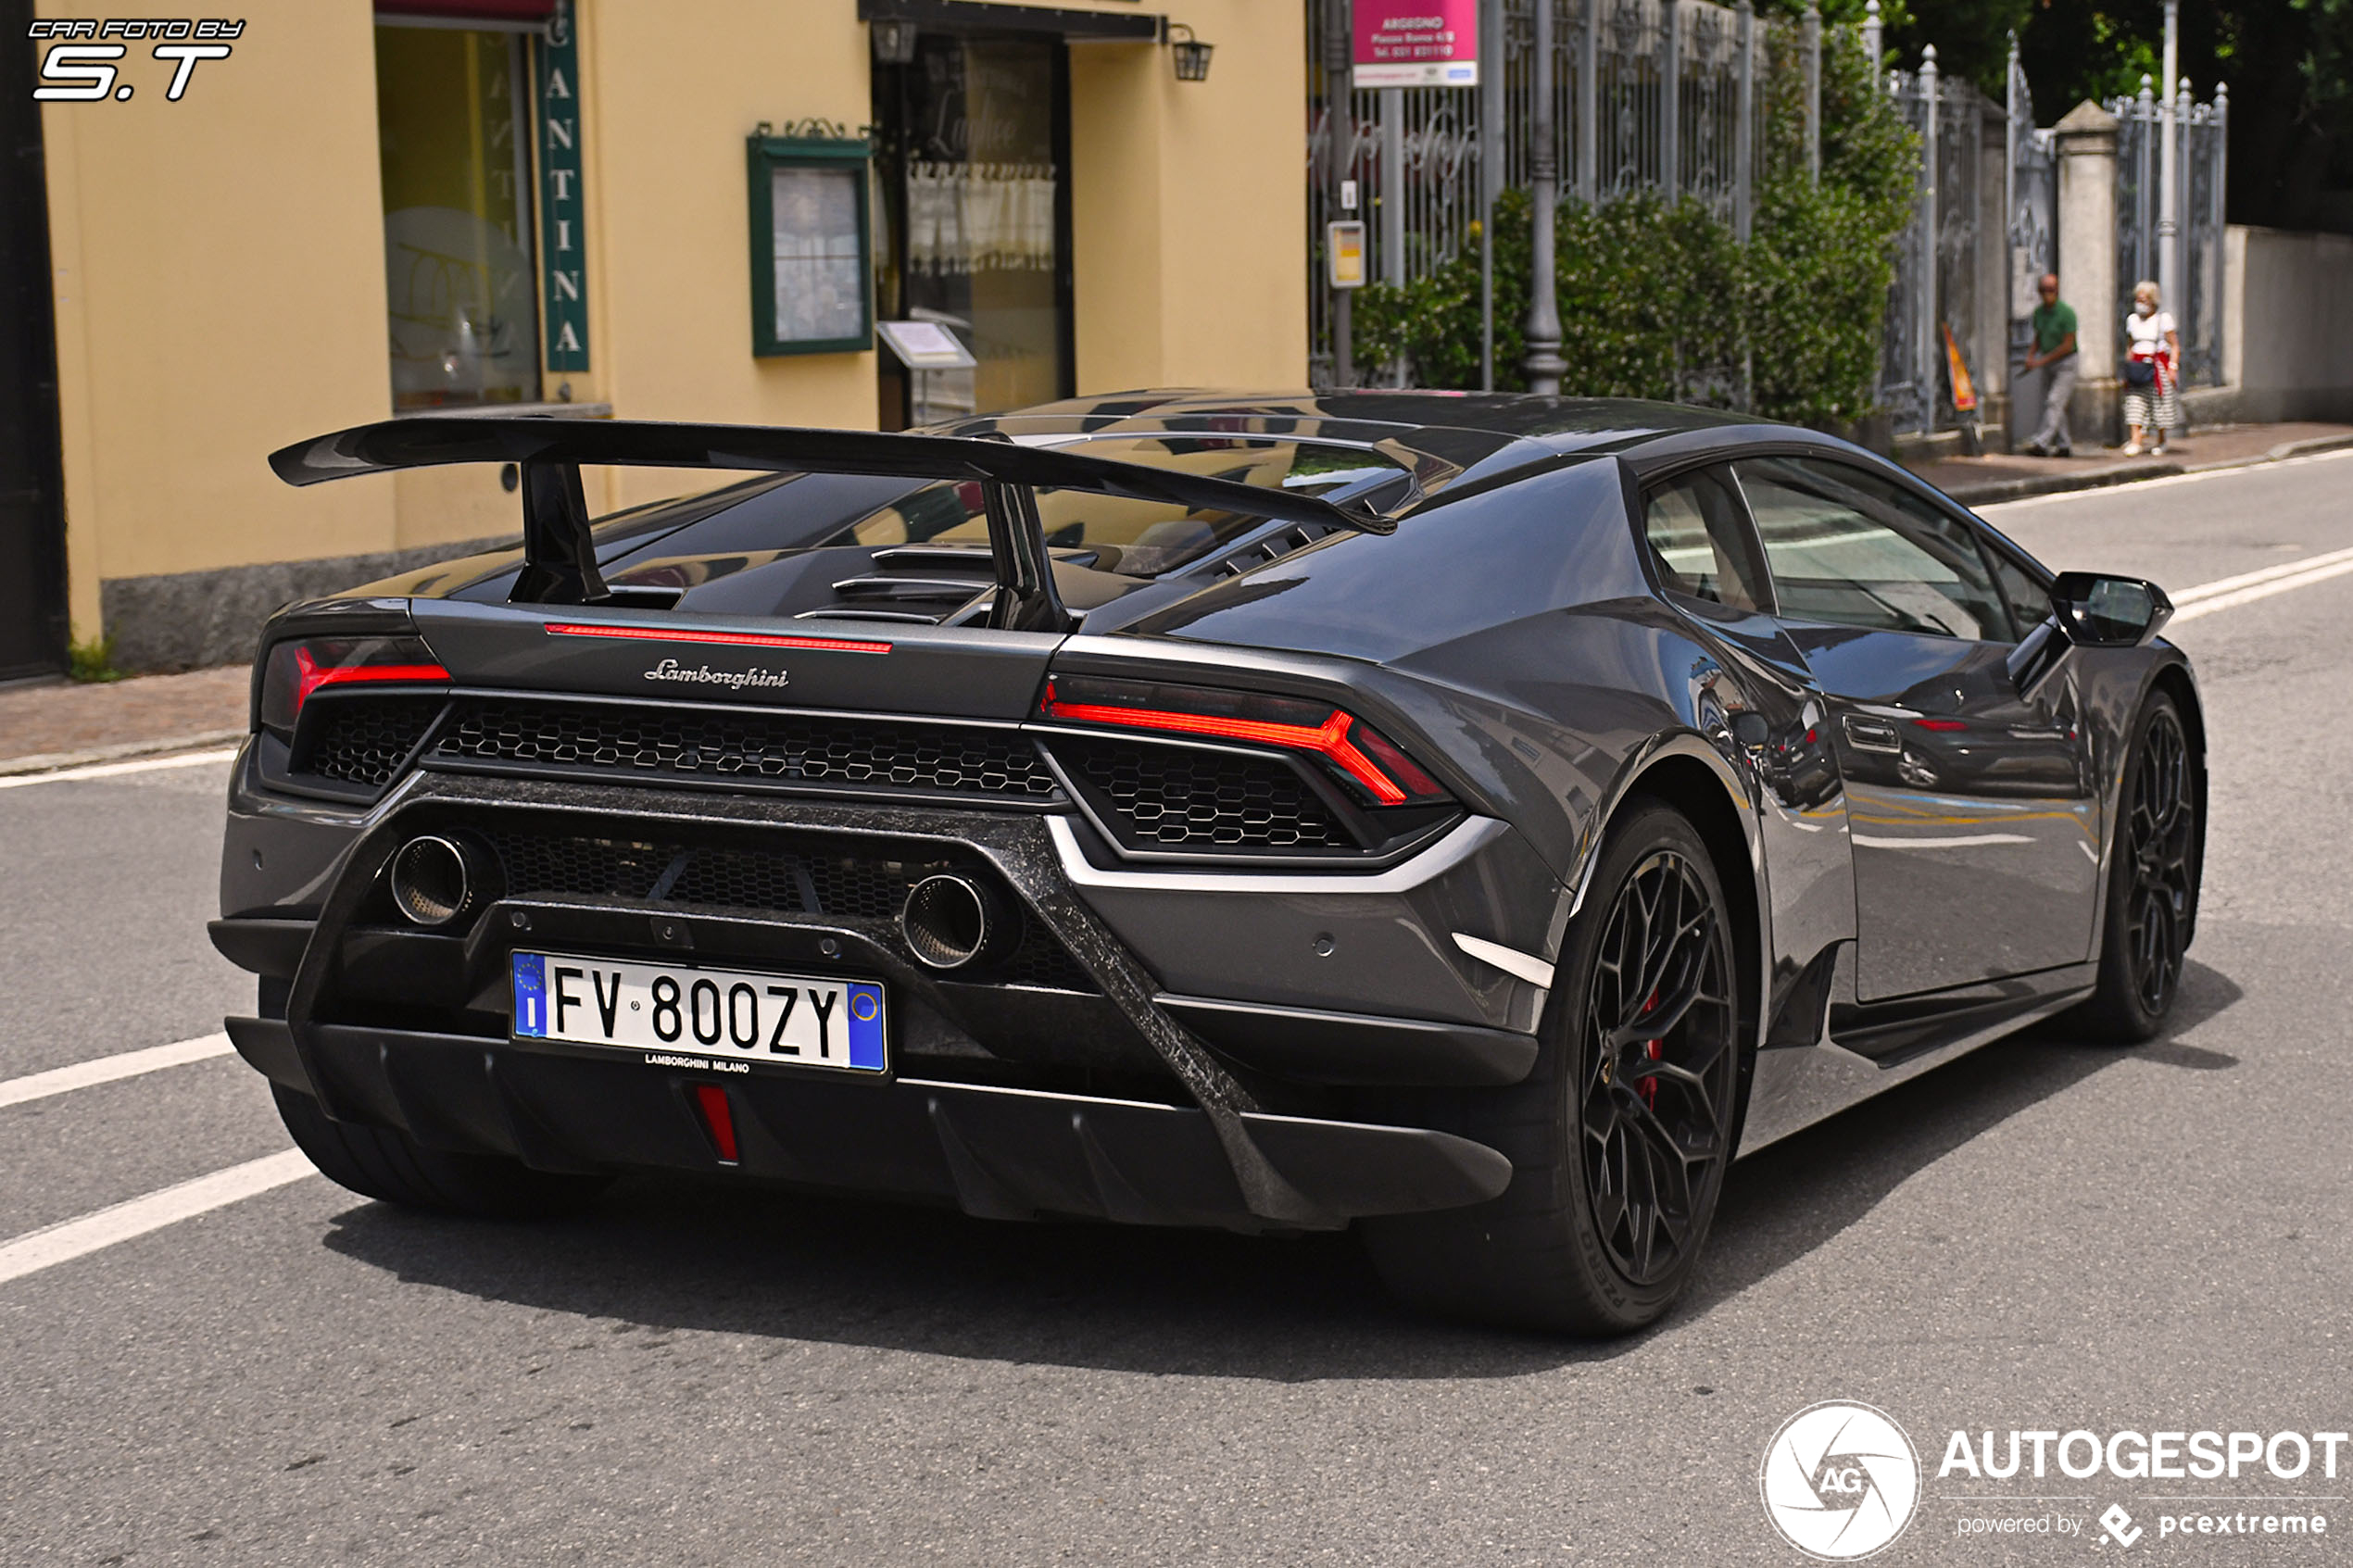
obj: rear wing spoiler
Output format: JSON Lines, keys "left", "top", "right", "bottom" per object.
{"left": 268, "top": 417, "right": 1395, "bottom": 633}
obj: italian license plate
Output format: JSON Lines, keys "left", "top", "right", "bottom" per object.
{"left": 510, "top": 952, "right": 886, "bottom": 1073}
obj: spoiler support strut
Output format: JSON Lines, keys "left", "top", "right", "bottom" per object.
{"left": 513, "top": 461, "right": 609, "bottom": 606}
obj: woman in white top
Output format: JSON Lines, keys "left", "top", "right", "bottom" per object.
{"left": 2121, "top": 280, "right": 2180, "bottom": 456}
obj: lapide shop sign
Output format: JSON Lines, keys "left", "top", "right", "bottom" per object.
{"left": 537, "top": 1, "right": 588, "bottom": 372}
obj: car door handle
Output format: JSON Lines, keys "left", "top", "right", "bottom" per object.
{"left": 1842, "top": 716, "right": 1902, "bottom": 752}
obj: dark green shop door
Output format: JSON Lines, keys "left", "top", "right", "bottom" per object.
{"left": 0, "top": 0, "right": 72, "bottom": 679}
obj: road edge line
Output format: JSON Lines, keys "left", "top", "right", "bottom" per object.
{"left": 0, "top": 746, "right": 242, "bottom": 791}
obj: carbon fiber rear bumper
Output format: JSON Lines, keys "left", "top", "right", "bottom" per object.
{"left": 224, "top": 1016, "right": 1509, "bottom": 1231}
{"left": 220, "top": 771, "right": 1519, "bottom": 1231}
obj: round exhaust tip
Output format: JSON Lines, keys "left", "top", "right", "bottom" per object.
{"left": 900, "top": 874, "right": 1008, "bottom": 971}
{"left": 389, "top": 834, "right": 475, "bottom": 928}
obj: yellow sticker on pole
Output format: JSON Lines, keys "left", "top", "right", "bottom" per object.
{"left": 1327, "top": 220, "right": 1366, "bottom": 290}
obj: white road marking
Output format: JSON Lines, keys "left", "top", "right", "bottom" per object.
{"left": 1852, "top": 833, "right": 2035, "bottom": 849}
{"left": 1980, "top": 445, "right": 2353, "bottom": 511}
{"left": 0, "top": 746, "right": 239, "bottom": 791}
{"left": 0, "top": 1150, "right": 314, "bottom": 1287}
{"left": 2171, "top": 554, "right": 2353, "bottom": 623}
{"left": 2168, "top": 543, "right": 2353, "bottom": 605}
{"left": 0, "top": 1034, "right": 236, "bottom": 1110}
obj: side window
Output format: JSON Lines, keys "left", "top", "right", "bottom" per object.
{"left": 1642, "top": 467, "right": 1770, "bottom": 613}
{"left": 1982, "top": 542, "right": 2054, "bottom": 636}
{"left": 1736, "top": 457, "right": 2011, "bottom": 640}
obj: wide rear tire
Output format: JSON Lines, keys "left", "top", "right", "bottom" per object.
{"left": 2067, "top": 690, "right": 2200, "bottom": 1043}
{"left": 1362, "top": 802, "right": 1747, "bottom": 1335}
{"left": 272, "top": 1083, "right": 611, "bottom": 1220}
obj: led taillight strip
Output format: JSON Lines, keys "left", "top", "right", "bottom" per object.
{"left": 542, "top": 622, "right": 892, "bottom": 656}
{"left": 1041, "top": 696, "right": 1409, "bottom": 806}
{"left": 294, "top": 650, "right": 450, "bottom": 713}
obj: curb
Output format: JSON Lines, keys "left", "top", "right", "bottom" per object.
{"left": 0, "top": 730, "right": 247, "bottom": 780}
{"left": 1933, "top": 431, "right": 2353, "bottom": 508}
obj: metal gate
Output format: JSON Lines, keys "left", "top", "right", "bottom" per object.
{"left": 2005, "top": 43, "right": 2057, "bottom": 374}
{"left": 1879, "top": 55, "right": 2001, "bottom": 438}
{"left": 2111, "top": 78, "right": 2227, "bottom": 387}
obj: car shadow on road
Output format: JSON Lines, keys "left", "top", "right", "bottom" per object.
{"left": 1689, "top": 956, "right": 2244, "bottom": 1315}
{"left": 318, "top": 959, "right": 2243, "bottom": 1382}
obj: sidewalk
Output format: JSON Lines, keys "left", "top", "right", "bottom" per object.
{"left": 1906, "top": 420, "right": 2353, "bottom": 507}
{"left": 0, "top": 666, "right": 249, "bottom": 776}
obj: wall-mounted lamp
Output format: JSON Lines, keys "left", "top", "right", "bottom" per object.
{"left": 1167, "top": 23, "right": 1213, "bottom": 82}
{"left": 871, "top": 19, "right": 918, "bottom": 65}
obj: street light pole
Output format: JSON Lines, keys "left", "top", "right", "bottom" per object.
{"left": 1327, "top": 0, "right": 1354, "bottom": 388}
{"left": 2157, "top": 0, "right": 2179, "bottom": 322}
{"left": 1523, "top": 0, "right": 1565, "bottom": 395}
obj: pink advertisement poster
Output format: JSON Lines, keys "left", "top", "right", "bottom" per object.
{"left": 1352, "top": 1, "right": 1479, "bottom": 88}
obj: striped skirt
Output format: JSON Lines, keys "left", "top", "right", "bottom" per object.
{"left": 2122, "top": 366, "right": 2180, "bottom": 433}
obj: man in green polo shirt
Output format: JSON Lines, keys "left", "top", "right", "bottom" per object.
{"left": 2021, "top": 273, "right": 2078, "bottom": 457}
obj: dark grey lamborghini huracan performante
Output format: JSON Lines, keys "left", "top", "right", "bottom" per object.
{"left": 211, "top": 393, "right": 2203, "bottom": 1333}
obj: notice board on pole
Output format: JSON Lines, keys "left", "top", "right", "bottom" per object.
{"left": 1352, "top": 2, "right": 1478, "bottom": 89}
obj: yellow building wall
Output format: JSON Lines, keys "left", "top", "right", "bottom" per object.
{"left": 579, "top": 0, "right": 877, "bottom": 513}
{"left": 1070, "top": 1, "right": 1310, "bottom": 395}
{"left": 39, "top": 0, "right": 395, "bottom": 637}
{"left": 39, "top": 0, "right": 1312, "bottom": 644}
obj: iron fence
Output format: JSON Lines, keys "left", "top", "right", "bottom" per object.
{"left": 1305, "top": 0, "right": 1792, "bottom": 386}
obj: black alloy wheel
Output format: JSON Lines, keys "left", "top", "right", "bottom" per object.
{"left": 1579, "top": 847, "right": 1742, "bottom": 1288}
{"left": 2071, "top": 691, "right": 2201, "bottom": 1042}
{"left": 1361, "top": 802, "right": 1747, "bottom": 1335}
{"left": 2122, "top": 708, "right": 2194, "bottom": 1013}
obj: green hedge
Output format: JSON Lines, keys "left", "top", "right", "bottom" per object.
{"left": 1349, "top": 22, "right": 1915, "bottom": 428}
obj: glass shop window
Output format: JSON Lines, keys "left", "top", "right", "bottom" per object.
{"left": 873, "top": 36, "right": 1069, "bottom": 425}
{"left": 375, "top": 23, "right": 541, "bottom": 410}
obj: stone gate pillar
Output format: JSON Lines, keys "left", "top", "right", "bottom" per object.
{"left": 2054, "top": 99, "right": 2120, "bottom": 445}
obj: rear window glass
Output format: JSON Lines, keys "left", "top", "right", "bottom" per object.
{"left": 597, "top": 437, "right": 1410, "bottom": 583}
{"left": 814, "top": 437, "right": 1408, "bottom": 576}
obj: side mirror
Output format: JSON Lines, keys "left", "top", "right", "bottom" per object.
{"left": 2048, "top": 571, "right": 2173, "bottom": 647}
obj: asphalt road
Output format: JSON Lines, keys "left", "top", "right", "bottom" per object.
{"left": 3, "top": 453, "right": 2348, "bottom": 1567}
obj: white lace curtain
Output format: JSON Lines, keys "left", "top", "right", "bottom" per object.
{"left": 906, "top": 160, "right": 1058, "bottom": 275}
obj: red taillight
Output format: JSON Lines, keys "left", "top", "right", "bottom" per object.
{"left": 258, "top": 635, "right": 449, "bottom": 738}
{"left": 542, "top": 622, "right": 892, "bottom": 656}
{"left": 1038, "top": 675, "right": 1451, "bottom": 809}
{"left": 1913, "top": 718, "right": 1968, "bottom": 733}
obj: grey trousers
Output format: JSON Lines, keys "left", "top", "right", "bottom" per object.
{"left": 2029, "top": 358, "right": 2078, "bottom": 450}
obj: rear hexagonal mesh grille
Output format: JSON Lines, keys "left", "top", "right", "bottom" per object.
{"left": 296, "top": 696, "right": 445, "bottom": 788}
{"left": 474, "top": 825, "right": 1096, "bottom": 991}
{"left": 1049, "top": 735, "right": 1346, "bottom": 850}
{"left": 434, "top": 699, "right": 1056, "bottom": 800}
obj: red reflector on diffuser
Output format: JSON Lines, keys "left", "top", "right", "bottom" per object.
{"left": 692, "top": 1084, "right": 740, "bottom": 1163}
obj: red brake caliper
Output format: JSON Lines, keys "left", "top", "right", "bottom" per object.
{"left": 1639, "top": 989, "right": 1662, "bottom": 1110}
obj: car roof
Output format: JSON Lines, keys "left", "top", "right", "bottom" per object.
{"left": 925, "top": 389, "right": 1877, "bottom": 493}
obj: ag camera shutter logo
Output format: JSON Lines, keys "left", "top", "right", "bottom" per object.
{"left": 1760, "top": 1401, "right": 1922, "bottom": 1560}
